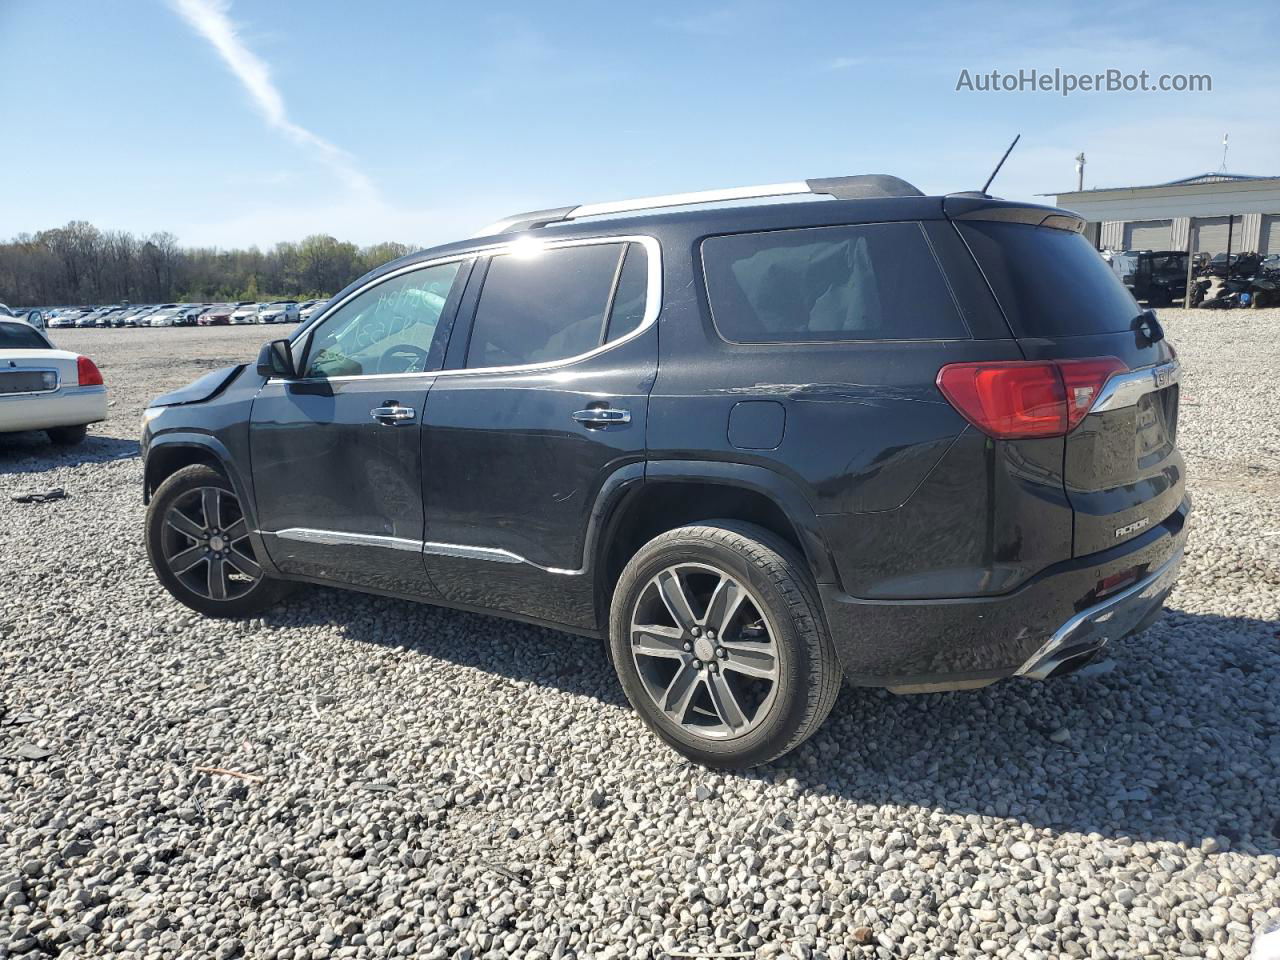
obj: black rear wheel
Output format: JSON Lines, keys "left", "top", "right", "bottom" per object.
{"left": 609, "top": 521, "right": 841, "bottom": 768}
{"left": 146, "top": 464, "right": 287, "bottom": 617}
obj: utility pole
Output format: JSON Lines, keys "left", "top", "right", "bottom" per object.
{"left": 1075, "top": 152, "right": 1086, "bottom": 191}
{"left": 1183, "top": 218, "right": 1196, "bottom": 309}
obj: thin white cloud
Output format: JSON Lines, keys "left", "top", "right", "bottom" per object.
{"left": 823, "top": 56, "right": 867, "bottom": 71}
{"left": 168, "top": 0, "right": 376, "bottom": 202}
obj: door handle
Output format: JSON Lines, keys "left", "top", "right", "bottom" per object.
{"left": 571, "top": 407, "right": 631, "bottom": 426}
{"left": 371, "top": 403, "right": 415, "bottom": 424}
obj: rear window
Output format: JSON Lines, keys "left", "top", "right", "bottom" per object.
{"left": 701, "top": 222, "right": 968, "bottom": 343}
{"left": 0, "top": 323, "right": 48, "bottom": 349}
{"left": 957, "top": 221, "right": 1143, "bottom": 337}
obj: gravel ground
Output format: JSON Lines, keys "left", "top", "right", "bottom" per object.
{"left": 1, "top": 316, "right": 1278, "bottom": 960}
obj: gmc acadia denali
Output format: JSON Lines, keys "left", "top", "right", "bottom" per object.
{"left": 140, "top": 174, "right": 1187, "bottom": 767}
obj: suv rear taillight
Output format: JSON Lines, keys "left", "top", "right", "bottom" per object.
{"left": 76, "top": 356, "right": 104, "bottom": 387}
{"left": 937, "top": 357, "right": 1126, "bottom": 439}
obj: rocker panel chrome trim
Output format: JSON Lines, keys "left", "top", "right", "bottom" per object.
{"left": 269, "top": 528, "right": 422, "bottom": 553}
{"left": 262, "top": 528, "right": 583, "bottom": 575}
{"left": 422, "top": 541, "right": 583, "bottom": 575}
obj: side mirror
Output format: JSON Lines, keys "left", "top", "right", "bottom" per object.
{"left": 256, "top": 339, "right": 296, "bottom": 379}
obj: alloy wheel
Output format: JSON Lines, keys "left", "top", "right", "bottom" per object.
{"left": 629, "top": 563, "right": 780, "bottom": 740}
{"left": 159, "top": 486, "right": 262, "bottom": 601}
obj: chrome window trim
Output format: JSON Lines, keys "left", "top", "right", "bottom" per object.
{"left": 280, "top": 234, "right": 661, "bottom": 385}
{"left": 0, "top": 366, "right": 60, "bottom": 398}
{"left": 1090, "top": 358, "right": 1180, "bottom": 414}
{"left": 262, "top": 528, "right": 583, "bottom": 575}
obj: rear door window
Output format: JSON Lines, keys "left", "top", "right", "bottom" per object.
{"left": 701, "top": 222, "right": 968, "bottom": 343}
{"left": 465, "top": 241, "right": 648, "bottom": 368}
{"left": 957, "top": 221, "right": 1143, "bottom": 337}
{"left": 604, "top": 243, "right": 649, "bottom": 343}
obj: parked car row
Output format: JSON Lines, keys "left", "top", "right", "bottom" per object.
{"left": 39, "top": 299, "right": 328, "bottom": 330}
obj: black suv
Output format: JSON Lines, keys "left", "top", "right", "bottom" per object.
{"left": 141, "top": 175, "right": 1187, "bottom": 767}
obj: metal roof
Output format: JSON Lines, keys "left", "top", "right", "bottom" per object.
{"left": 1044, "top": 172, "right": 1280, "bottom": 197}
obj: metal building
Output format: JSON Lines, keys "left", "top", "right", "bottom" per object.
{"left": 1048, "top": 173, "right": 1280, "bottom": 258}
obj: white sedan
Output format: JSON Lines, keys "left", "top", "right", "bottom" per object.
{"left": 0, "top": 319, "right": 107, "bottom": 445}
{"left": 229, "top": 303, "right": 260, "bottom": 325}
{"left": 148, "top": 306, "right": 186, "bottom": 327}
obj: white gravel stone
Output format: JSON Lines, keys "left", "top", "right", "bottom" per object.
{"left": 1, "top": 316, "right": 1278, "bottom": 959}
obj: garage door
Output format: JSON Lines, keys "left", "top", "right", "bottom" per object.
{"left": 1192, "top": 217, "right": 1234, "bottom": 256}
{"left": 1261, "top": 215, "right": 1280, "bottom": 255}
{"left": 1123, "top": 220, "right": 1172, "bottom": 250}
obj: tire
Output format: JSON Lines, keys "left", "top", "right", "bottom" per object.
{"left": 145, "top": 464, "right": 287, "bottom": 618}
{"left": 46, "top": 424, "right": 87, "bottom": 445}
{"left": 609, "top": 521, "right": 841, "bottom": 768}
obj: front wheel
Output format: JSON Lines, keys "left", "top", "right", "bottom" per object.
{"left": 145, "top": 464, "right": 287, "bottom": 617}
{"left": 609, "top": 521, "right": 841, "bottom": 768}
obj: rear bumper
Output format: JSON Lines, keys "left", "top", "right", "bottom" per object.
{"left": 819, "top": 497, "right": 1189, "bottom": 688}
{"left": 0, "top": 386, "right": 107, "bottom": 433}
{"left": 1014, "top": 545, "right": 1182, "bottom": 679}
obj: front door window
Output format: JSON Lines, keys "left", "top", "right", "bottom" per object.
{"left": 302, "top": 261, "right": 463, "bottom": 378}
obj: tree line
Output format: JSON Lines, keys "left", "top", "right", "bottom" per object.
{"left": 0, "top": 221, "right": 416, "bottom": 307}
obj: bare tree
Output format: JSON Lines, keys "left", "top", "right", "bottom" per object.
{"left": 0, "top": 222, "right": 418, "bottom": 306}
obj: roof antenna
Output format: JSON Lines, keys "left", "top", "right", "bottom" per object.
{"left": 981, "top": 134, "right": 1021, "bottom": 196}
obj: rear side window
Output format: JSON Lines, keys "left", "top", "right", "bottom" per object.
{"left": 702, "top": 222, "right": 967, "bottom": 343}
{"left": 0, "top": 322, "right": 48, "bottom": 349}
{"left": 957, "top": 221, "right": 1142, "bottom": 337}
{"left": 605, "top": 244, "right": 648, "bottom": 343}
{"left": 466, "top": 241, "right": 649, "bottom": 368}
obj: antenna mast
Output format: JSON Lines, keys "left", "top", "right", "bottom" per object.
{"left": 982, "top": 134, "right": 1021, "bottom": 195}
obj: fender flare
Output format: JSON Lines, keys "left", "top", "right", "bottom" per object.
{"left": 143, "top": 432, "right": 278, "bottom": 577}
{"left": 629, "top": 460, "right": 838, "bottom": 585}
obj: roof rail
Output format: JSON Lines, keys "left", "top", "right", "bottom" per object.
{"left": 474, "top": 174, "right": 924, "bottom": 236}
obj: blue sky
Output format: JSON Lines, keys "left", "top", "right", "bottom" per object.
{"left": 1, "top": 0, "right": 1276, "bottom": 249}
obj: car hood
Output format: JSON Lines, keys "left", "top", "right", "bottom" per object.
{"left": 150, "top": 363, "right": 245, "bottom": 407}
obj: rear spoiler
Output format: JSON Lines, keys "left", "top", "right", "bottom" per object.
{"left": 943, "top": 195, "right": 1085, "bottom": 233}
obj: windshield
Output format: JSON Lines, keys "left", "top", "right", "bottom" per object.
{"left": 0, "top": 322, "right": 49, "bottom": 349}
{"left": 1148, "top": 253, "right": 1186, "bottom": 274}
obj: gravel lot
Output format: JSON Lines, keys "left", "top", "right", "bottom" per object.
{"left": 2, "top": 315, "right": 1278, "bottom": 960}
